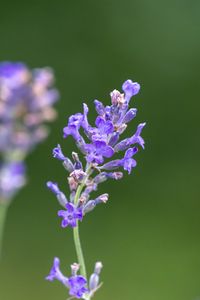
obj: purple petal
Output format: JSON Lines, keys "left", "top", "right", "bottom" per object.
{"left": 101, "top": 145, "right": 114, "bottom": 158}
{"left": 123, "top": 158, "right": 137, "bottom": 174}
{"left": 57, "top": 210, "right": 66, "bottom": 217}
{"left": 103, "top": 120, "right": 114, "bottom": 134}
{"left": 66, "top": 202, "right": 75, "bottom": 213}
{"left": 61, "top": 219, "right": 69, "bottom": 227}
{"left": 124, "top": 147, "right": 138, "bottom": 159}
{"left": 69, "top": 219, "right": 77, "bottom": 227}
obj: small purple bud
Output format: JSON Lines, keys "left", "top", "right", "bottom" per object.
{"left": 93, "top": 172, "right": 108, "bottom": 184}
{"left": 94, "top": 100, "right": 105, "bottom": 115}
{"left": 63, "top": 158, "right": 74, "bottom": 173}
{"left": 95, "top": 193, "right": 109, "bottom": 204}
{"left": 122, "top": 108, "right": 137, "bottom": 124}
{"left": 72, "top": 152, "right": 83, "bottom": 170}
{"left": 94, "top": 262, "right": 103, "bottom": 275}
{"left": 89, "top": 262, "right": 103, "bottom": 291}
{"left": 83, "top": 200, "right": 96, "bottom": 214}
{"left": 53, "top": 144, "right": 66, "bottom": 161}
{"left": 47, "top": 181, "right": 60, "bottom": 194}
{"left": 56, "top": 192, "right": 68, "bottom": 207}
{"left": 101, "top": 159, "right": 121, "bottom": 170}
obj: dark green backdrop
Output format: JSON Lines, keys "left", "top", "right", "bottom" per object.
{"left": 0, "top": 1, "right": 200, "bottom": 300}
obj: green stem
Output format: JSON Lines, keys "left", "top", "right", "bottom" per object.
{"left": 73, "top": 165, "right": 92, "bottom": 280}
{"left": 0, "top": 202, "right": 8, "bottom": 258}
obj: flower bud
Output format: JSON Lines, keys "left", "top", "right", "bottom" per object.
{"left": 89, "top": 261, "right": 103, "bottom": 290}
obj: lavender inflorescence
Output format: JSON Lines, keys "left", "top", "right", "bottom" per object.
{"left": 0, "top": 62, "right": 59, "bottom": 203}
{"left": 46, "top": 79, "right": 146, "bottom": 299}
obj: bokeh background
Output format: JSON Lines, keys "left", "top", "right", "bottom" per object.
{"left": 0, "top": 1, "right": 200, "bottom": 300}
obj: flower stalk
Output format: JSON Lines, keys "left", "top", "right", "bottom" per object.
{"left": 0, "top": 202, "right": 8, "bottom": 257}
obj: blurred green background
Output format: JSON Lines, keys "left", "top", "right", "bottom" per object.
{"left": 0, "top": 0, "right": 200, "bottom": 299}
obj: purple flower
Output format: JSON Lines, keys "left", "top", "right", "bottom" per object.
{"left": 101, "top": 147, "right": 138, "bottom": 174}
{"left": 63, "top": 113, "right": 83, "bottom": 140}
{"left": 58, "top": 203, "right": 83, "bottom": 228}
{"left": 46, "top": 257, "right": 68, "bottom": 286}
{"left": 85, "top": 140, "right": 114, "bottom": 164}
{"left": 68, "top": 275, "right": 88, "bottom": 298}
{"left": 121, "top": 147, "right": 138, "bottom": 174}
{"left": 114, "top": 122, "right": 146, "bottom": 152}
{"left": 122, "top": 79, "right": 140, "bottom": 103}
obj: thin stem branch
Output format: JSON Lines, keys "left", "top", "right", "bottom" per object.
{"left": 73, "top": 165, "right": 92, "bottom": 280}
{"left": 0, "top": 202, "right": 8, "bottom": 258}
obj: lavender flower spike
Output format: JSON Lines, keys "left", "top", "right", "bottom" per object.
{"left": 46, "top": 79, "right": 146, "bottom": 299}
